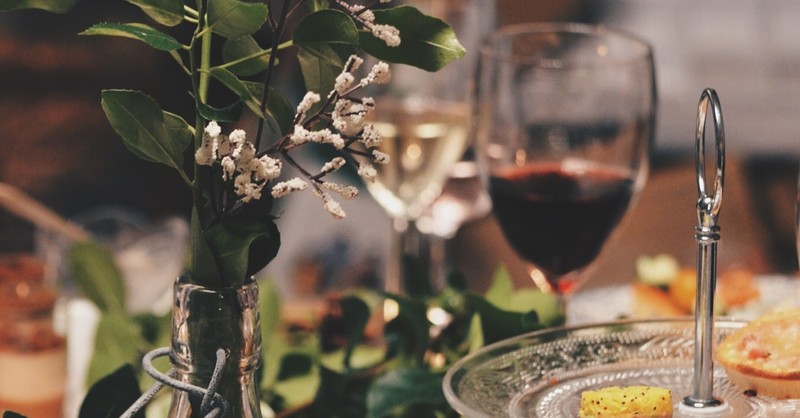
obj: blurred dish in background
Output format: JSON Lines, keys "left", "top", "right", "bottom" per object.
{"left": 0, "top": 253, "right": 66, "bottom": 418}
{"left": 35, "top": 205, "right": 188, "bottom": 315}
{"left": 568, "top": 275, "right": 800, "bottom": 325}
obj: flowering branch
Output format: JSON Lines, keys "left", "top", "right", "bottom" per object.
{"left": 196, "top": 55, "right": 392, "bottom": 220}
{"left": 10, "top": 0, "right": 465, "bottom": 287}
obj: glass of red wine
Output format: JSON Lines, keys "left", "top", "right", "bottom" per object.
{"left": 474, "top": 23, "right": 656, "bottom": 307}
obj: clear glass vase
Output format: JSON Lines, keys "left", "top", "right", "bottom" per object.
{"left": 167, "top": 274, "right": 262, "bottom": 418}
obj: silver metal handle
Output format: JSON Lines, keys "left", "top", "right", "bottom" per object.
{"left": 683, "top": 88, "right": 725, "bottom": 409}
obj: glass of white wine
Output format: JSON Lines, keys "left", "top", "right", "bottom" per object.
{"left": 365, "top": 0, "right": 496, "bottom": 292}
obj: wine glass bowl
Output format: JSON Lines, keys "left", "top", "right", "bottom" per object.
{"left": 363, "top": 0, "right": 497, "bottom": 292}
{"left": 366, "top": 99, "right": 470, "bottom": 221}
{"left": 475, "top": 22, "right": 656, "bottom": 296}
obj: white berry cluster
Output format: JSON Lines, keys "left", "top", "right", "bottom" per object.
{"left": 336, "top": 0, "right": 401, "bottom": 47}
{"left": 195, "top": 121, "right": 282, "bottom": 203}
{"left": 196, "top": 54, "right": 392, "bottom": 219}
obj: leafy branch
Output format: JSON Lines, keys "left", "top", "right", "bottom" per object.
{"left": 17, "top": 0, "right": 465, "bottom": 288}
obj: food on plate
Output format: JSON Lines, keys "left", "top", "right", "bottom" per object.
{"left": 632, "top": 254, "right": 759, "bottom": 317}
{"left": 631, "top": 282, "right": 686, "bottom": 318}
{"left": 635, "top": 254, "right": 680, "bottom": 288}
{"left": 717, "top": 309, "right": 800, "bottom": 399}
{"left": 579, "top": 385, "right": 673, "bottom": 417}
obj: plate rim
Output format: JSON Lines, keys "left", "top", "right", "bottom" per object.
{"left": 442, "top": 317, "right": 748, "bottom": 418}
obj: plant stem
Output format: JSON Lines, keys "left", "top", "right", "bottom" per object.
{"left": 216, "top": 40, "right": 294, "bottom": 70}
{"left": 255, "top": 0, "right": 293, "bottom": 151}
{"left": 199, "top": 31, "right": 212, "bottom": 103}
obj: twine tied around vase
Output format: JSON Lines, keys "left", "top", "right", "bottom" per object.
{"left": 120, "top": 347, "right": 229, "bottom": 418}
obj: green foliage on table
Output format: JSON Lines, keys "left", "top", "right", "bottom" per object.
{"left": 68, "top": 241, "right": 126, "bottom": 314}
{"left": 258, "top": 262, "right": 563, "bottom": 417}
{"left": 79, "top": 365, "right": 145, "bottom": 418}
{"left": 72, "top": 261, "right": 562, "bottom": 417}
{"left": 64, "top": 240, "right": 172, "bottom": 389}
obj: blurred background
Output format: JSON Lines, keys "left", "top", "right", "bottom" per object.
{"left": 1, "top": 0, "right": 798, "bottom": 295}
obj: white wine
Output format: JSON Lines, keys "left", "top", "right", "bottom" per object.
{"left": 366, "top": 100, "right": 469, "bottom": 220}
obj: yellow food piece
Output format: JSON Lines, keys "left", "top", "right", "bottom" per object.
{"left": 579, "top": 385, "right": 673, "bottom": 418}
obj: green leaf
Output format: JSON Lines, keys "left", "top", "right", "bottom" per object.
{"left": 508, "top": 289, "right": 564, "bottom": 327}
{"left": 366, "top": 367, "right": 446, "bottom": 418}
{"left": 339, "top": 296, "right": 370, "bottom": 367}
{"left": 134, "top": 312, "right": 170, "bottom": 346}
{"left": 189, "top": 205, "right": 223, "bottom": 287}
{"left": 256, "top": 277, "right": 283, "bottom": 389}
{"left": 359, "top": 6, "right": 465, "bottom": 72}
{"left": 466, "top": 312, "right": 484, "bottom": 353}
{"left": 464, "top": 294, "right": 543, "bottom": 345}
{"left": 277, "top": 352, "right": 314, "bottom": 380}
{"left": 197, "top": 99, "right": 244, "bottom": 123}
{"left": 2, "top": 411, "right": 27, "bottom": 418}
{"left": 0, "top": 0, "right": 80, "bottom": 13}
{"left": 223, "top": 35, "right": 270, "bottom": 76}
{"left": 259, "top": 277, "right": 282, "bottom": 347}
{"left": 205, "top": 218, "right": 280, "bottom": 287}
{"left": 319, "top": 345, "right": 384, "bottom": 372}
{"left": 87, "top": 314, "right": 144, "bottom": 386}
{"left": 240, "top": 80, "right": 295, "bottom": 137}
{"left": 294, "top": 9, "right": 359, "bottom": 95}
{"left": 79, "top": 364, "right": 144, "bottom": 418}
{"left": 80, "top": 23, "right": 182, "bottom": 51}
{"left": 68, "top": 240, "right": 125, "bottom": 313}
{"left": 310, "top": 0, "right": 328, "bottom": 12}
{"left": 101, "top": 89, "right": 192, "bottom": 175}
{"left": 312, "top": 358, "right": 380, "bottom": 416}
{"left": 273, "top": 370, "right": 321, "bottom": 408}
{"left": 126, "top": 0, "right": 184, "bottom": 26}
{"left": 484, "top": 264, "right": 514, "bottom": 308}
{"left": 208, "top": 67, "right": 294, "bottom": 136}
{"left": 483, "top": 265, "right": 564, "bottom": 327}
{"left": 384, "top": 294, "right": 429, "bottom": 364}
{"left": 207, "top": 0, "right": 268, "bottom": 39}
{"left": 209, "top": 67, "right": 265, "bottom": 118}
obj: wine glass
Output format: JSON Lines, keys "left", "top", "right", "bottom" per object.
{"left": 365, "top": 0, "right": 496, "bottom": 293}
{"left": 474, "top": 22, "right": 656, "bottom": 306}
{"left": 415, "top": 150, "right": 492, "bottom": 287}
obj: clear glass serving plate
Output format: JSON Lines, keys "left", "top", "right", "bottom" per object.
{"left": 443, "top": 318, "right": 800, "bottom": 417}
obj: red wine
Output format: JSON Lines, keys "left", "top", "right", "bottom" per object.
{"left": 489, "top": 162, "right": 634, "bottom": 283}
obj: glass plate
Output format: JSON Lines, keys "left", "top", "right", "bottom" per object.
{"left": 443, "top": 318, "right": 800, "bottom": 417}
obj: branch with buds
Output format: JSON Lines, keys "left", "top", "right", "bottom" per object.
{"left": 195, "top": 56, "right": 392, "bottom": 219}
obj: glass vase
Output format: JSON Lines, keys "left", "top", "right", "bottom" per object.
{"left": 167, "top": 274, "right": 262, "bottom": 418}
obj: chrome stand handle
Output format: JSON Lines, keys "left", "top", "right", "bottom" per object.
{"left": 683, "top": 88, "right": 725, "bottom": 409}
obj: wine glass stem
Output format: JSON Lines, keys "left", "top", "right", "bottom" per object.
{"left": 386, "top": 217, "right": 425, "bottom": 294}
{"left": 531, "top": 269, "right": 568, "bottom": 320}
{"left": 428, "top": 234, "right": 447, "bottom": 291}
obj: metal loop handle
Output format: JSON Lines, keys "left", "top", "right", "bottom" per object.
{"left": 695, "top": 88, "right": 725, "bottom": 228}
{"left": 682, "top": 88, "right": 727, "bottom": 413}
